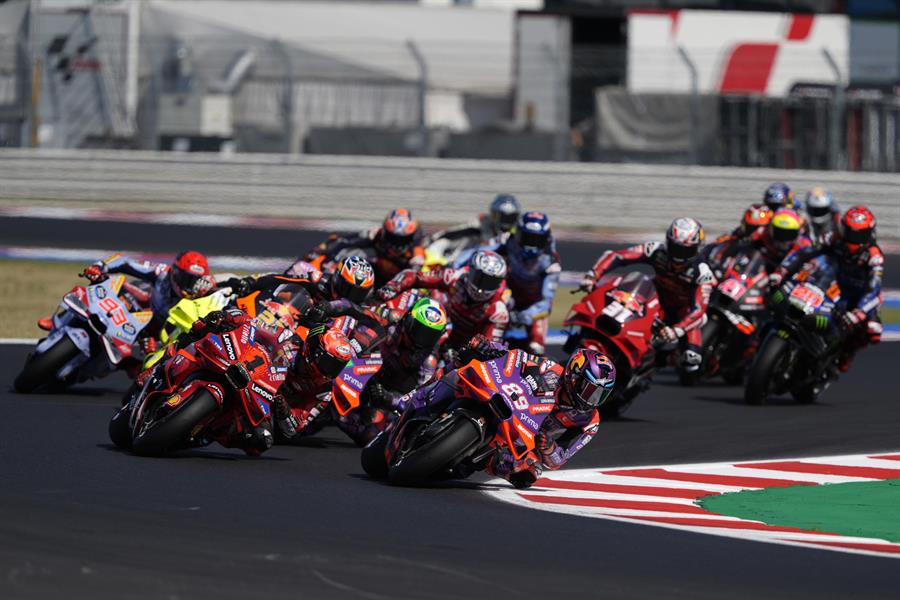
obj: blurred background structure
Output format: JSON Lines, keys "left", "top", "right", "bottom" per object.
{"left": 0, "top": 0, "right": 897, "bottom": 171}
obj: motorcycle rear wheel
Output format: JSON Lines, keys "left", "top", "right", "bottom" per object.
{"left": 388, "top": 417, "right": 481, "bottom": 487}
{"left": 745, "top": 336, "right": 788, "bottom": 405}
{"left": 132, "top": 390, "right": 218, "bottom": 456}
{"left": 13, "top": 337, "right": 80, "bottom": 393}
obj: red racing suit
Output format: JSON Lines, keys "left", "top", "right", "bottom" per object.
{"left": 379, "top": 266, "right": 510, "bottom": 348}
{"left": 588, "top": 242, "right": 716, "bottom": 369}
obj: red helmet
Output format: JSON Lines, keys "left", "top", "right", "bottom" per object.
{"left": 740, "top": 203, "right": 774, "bottom": 236}
{"left": 840, "top": 205, "right": 876, "bottom": 254}
{"left": 331, "top": 255, "right": 375, "bottom": 304}
{"left": 303, "top": 326, "right": 353, "bottom": 379}
{"left": 170, "top": 251, "right": 212, "bottom": 299}
{"left": 376, "top": 208, "right": 419, "bottom": 259}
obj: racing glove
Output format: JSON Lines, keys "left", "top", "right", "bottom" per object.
{"left": 841, "top": 308, "right": 867, "bottom": 329}
{"left": 658, "top": 326, "right": 683, "bottom": 344}
{"left": 81, "top": 264, "right": 107, "bottom": 283}
{"left": 221, "top": 276, "right": 255, "bottom": 297}
{"left": 459, "top": 334, "right": 507, "bottom": 364}
{"left": 767, "top": 271, "right": 785, "bottom": 292}
{"left": 376, "top": 282, "right": 401, "bottom": 302}
{"left": 578, "top": 272, "right": 595, "bottom": 293}
{"left": 300, "top": 301, "right": 330, "bottom": 326}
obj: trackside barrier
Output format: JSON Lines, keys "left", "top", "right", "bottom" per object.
{"left": 0, "top": 149, "right": 897, "bottom": 238}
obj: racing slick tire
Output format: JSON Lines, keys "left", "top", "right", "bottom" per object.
{"left": 361, "top": 430, "right": 390, "bottom": 480}
{"left": 745, "top": 336, "right": 788, "bottom": 406}
{"left": 388, "top": 416, "right": 481, "bottom": 487}
{"left": 13, "top": 337, "right": 80, "bottom": 393}
{"left": 108, "top": 406, "right": 133, "bottom": 450}
{"left": 132, "top": 390, "right": 218, "bottom": 456}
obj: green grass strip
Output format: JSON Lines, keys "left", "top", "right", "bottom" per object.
{"left": 700, "top": 479, "right": 900, "bottom": 543}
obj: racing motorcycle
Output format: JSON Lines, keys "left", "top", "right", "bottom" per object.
{"left": 562, "top": 271, "right": 662, "bottom": 418}
{"left": 697, "top": 248, "right": 769, "bottom": 385}
{"left": 109, "top": 318, "right": 289, "bottom": 456}
{"left": 14, "top": 275, "right": 153, "bottom": 393}
{"left": 744, "top": 263, "right": 844, "bottom": 405}
{"left": 361, "top": 350, "right": 556, "bottom": 488}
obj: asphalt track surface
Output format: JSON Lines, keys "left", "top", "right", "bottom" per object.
{"left": 2, "top": 216, "right": 900, "bottom": 598}
{"left": 2, "top": 341, "right": 900, "bottom": 600}
{"left": 3, "top": 216, "right": 898, "bottom": 286}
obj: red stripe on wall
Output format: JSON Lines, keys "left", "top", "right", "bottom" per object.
{"left": 785, "top": 14, "right": 814, "bottom": 41}
{"left": 517, "top": 494, "right": 710, "bottom": 514}
{"left": 602, "top": 468, "right": 812, "bottom": 489}
{"left": 735, "top": 461, "right": 900, "bottom": 480}
{"left": 719, "top": 43, "right": 779, "bottom": 94}
{"left": 534, "top": 478, "right": 720, "bottom": 499}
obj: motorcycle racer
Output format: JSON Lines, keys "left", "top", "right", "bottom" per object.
{"left": 301, "top": 208, "right": 425, "bottom": 286}
{"left": 397, "top": 341, "right": 616, "bottom": 488}
{"left": 376, "top": 249, "right": 510, "bottom": 352}
{"left": 59, "top": 251, "right": 217, "bottom": 335}
{"left": 805, "top": 187, "right": 841, "bottom": 244}
{"left": 336, "top": 297, "right": 448, "bottom": 445}
{"left": 770, "top": 205, "right": 884, "bottom": 372}
{"left": 225, "top": 256, "right": 384, "bottom": 353}
{"left": 459, "top": 212, "right": 560, "bottom": 354}
{"left": 177, "top": 308, "right": 353, "bottom": 453}
{"left": 581, "top": 217, "right": 716, "bottom": 378}
{"left": 425, "top": 193, "right": 521, "bottom": 259}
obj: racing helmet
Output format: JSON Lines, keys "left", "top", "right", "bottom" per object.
{"left": 401, "top": 297, "right": 447, "bottom": 349}
{"left": 331, "top": 255, "right": 375, "bottom": 304}
{"left": 489, "top": 194, "right": 521, "bottom": 234}
{"left": 563, "top": 348, "right": 617, "bottom": 410}
{"left": 465, "top": 250, "right": 507, "bottom": 303}
{"left": 805, "top": 187, "right": 836, "bottom": 226}
{"left": 740, "top": 204, "right": 774, "bottom": 236}
{"left": 303, "top": 326, "right": 354, "bottom": 379}
{"left": 376, "top": 208, "right": 419, "bottom": 260}
{"left": 766, "top": 208, "right": 803, "bottom": 253}
{"left": 515, "top": 212, "right": 552, "bottom": 260}
{"left": 763, "top": 183, "right": 796, "bottom": 211}
{"left": 665, "top": 217, "right": 705, "bottom": 264}
{"left": 170, "top": 251, "right": 213, "bottom": 299}
{"left": 840, "top": 205, "right": 876, "bottom": 254}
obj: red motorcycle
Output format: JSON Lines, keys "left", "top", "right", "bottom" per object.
{"left": 109, "top": 320, "right": 291, "bottom": 456}
{"left": 563, "top": 272, "right": 662, "bottom": 418}
{"left": 698, "top": 247, "right": 770, "bottom": 384}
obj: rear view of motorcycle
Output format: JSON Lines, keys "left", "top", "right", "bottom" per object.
{"left": 562, "top": 272, "right": 661, "bottom": 418}
{"left": 745, "top": 263, "right": 845, "bottom": 405}
{"left": 14, "top": 275, "right": 153, "bottom": 393}
{"left": 699, "top": 248, "right": 770, "bottom": 384}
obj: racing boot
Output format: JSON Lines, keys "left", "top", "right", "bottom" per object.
{"left": 37, "top": 317, "right": 54, "bottom": 331}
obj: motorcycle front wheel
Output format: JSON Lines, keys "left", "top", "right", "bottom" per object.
{"left": 745, "top": 336, "right": 789, "bottom": 405}
{"left": 132, "top": 389, "right": 218, "bottom": 456}
{"left": 388, "top": 416, "right": 481, "bottom": 487}
{"left": 13, "top": 336, "right": 80, "bottom": 393}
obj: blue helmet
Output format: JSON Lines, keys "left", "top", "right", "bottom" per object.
{"left": 514, "top": 211, "right": 552, "bottom": 259}
{"left": 763, "top": 183, "right": 797, "bottom": 211}
{"left": 490, "top": 194, "right": 521, "bottom": 234}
